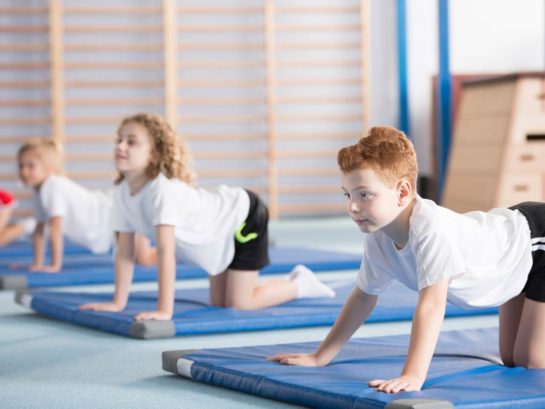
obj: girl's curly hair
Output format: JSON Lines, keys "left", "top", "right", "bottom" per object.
{"left": 115, "top": 113, "right": 196, "bottom": 185}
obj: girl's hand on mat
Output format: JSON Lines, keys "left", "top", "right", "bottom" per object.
{"left": 133, "top": 310, "right": 172, "bottom": 321}
{"left": 79, "top": 303, "right": 124, "bottom": 312}
{"left": 266, "top": 352, "right": 327, "bottom": 366}
{"left": 368, "top": 375, "right": 424, "bottom": 394}
{"left": 29, "top": 264, "right": 61, "bottom": 273}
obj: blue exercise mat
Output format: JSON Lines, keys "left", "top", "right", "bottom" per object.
{"left": 0, "top": 240, "right": 95, "bottom": 258}
{"left": 0, "top": 247, "right": 361, "bottom": 290}
{"left": 16, "top": 281, "right": 497, "bottom": 339}
{"left": 162, "top": 327, "right": 545, "bottom": 409}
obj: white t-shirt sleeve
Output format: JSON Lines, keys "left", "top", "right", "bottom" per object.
{"left": 355, "top": 235, "right": 393, "bottom": 295}
{"left": 31, "top": 193, "right": 46, "bottom": 222}
{"left": 356, "top": 254, "right": 393, "bottom": 295}
{"left": 111, "top": 186, "right": 134, "bottom": 233}
{"left": 413, "top": 229, "right": 464, "bottom": 290}
{"left": 111, "top": 202, "right": 133, "bottom": 232}
{"left": 39, "top": 177, "right": 66, "bottom": 219}
{"left": 149, "top": 181, "right": 182, "bottom": 227}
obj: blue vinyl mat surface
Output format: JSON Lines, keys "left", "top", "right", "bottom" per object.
{"left": 0, "top": 240, "right": 93, "bottom": 258}
{"left": 162, "top": 327, "right": 545, "bottom": 409}
{"left": 0, "top": 247, "right": 360, "bottom": 289}
{"left": 17, "top": 281, "right": 497, "bottom": 339}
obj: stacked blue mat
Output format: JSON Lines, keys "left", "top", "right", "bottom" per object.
{"left": 0, "top": 246, "right": 361, "bottom": 289}
{"left": 162, "top": 327, "right": 545, "bottom": 409}
{"left": 16, "top": 281, "right": 497, "bottom": 339}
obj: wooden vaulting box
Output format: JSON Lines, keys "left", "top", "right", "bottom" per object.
{"left": 443, "top": 73, "right": 545, "bottom": 213}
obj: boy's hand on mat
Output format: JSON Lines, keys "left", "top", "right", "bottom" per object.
{"left": 133, "top": 310, "right": 172, "bottom": 321}
{"left": 79, "top": 302, "right": 124, "bottom": 312}
{"left": 368, "top": 375, "right": 424, "bottom": 394}
{"left": 29, "top": 264, "right": 61, "bottom": 273}
{"left": 266, "top": 353, "right": 327, "bottom": 366}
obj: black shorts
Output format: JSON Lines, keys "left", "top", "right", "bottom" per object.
{"left": 228, "top": 190, "right": 270, "bottom": 271}
{"left": 509, "top": 202, "right": 545, "bottom": 302}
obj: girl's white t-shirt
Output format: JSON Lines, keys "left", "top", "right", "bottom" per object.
{"left": 112, "top": 173, "right": 250, "bottom": 275}
{"left": 356, "top": 196, "right": 533, "bottom": 308}
{"left": 31, "top": 174, "right": 113, "bottom": 254}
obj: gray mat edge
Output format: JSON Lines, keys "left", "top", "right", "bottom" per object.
{"left": 0, "top": 275, "right": 28, "bottom": 290}
{"left": 129, "top": 320, "right": 176, "bottom": 339}
{"left": 162, "top": 349, "right": 199, "bottom": 374}
{"left": 14, "top": 289, "right": 32, "bottom": 307}
{"left": 385, "top": 399, "right": 454, "bottom": 409}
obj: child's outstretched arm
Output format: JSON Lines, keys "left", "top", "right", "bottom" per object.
{"left": 0, "top": 207, "right": 9, "bottom": 235}
{"left": 30, "top": 221, "right": 46, "bottom": 269}
{"left": 133, "top": 224, "right": 175, "bottom": 321}
{"left": 268, "top": 287, "right": 378, "bottom": 366}
{"left": 369, "top": 278, "right": 449, "bottom": 394}
{"left": 0, "top": 207, "right": 25, "bottom": 246}
{"left": 80, "top": 232, "right": 135, "bottom": 312}
{"left": 30, "top": 216, "right": 63, "bottom": 273}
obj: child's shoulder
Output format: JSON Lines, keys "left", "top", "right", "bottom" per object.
{"left": 152, "top": 173, "right": 188, "bottom": 192}
{"left": 40, "top": 174, "right": 67, "bottom": 192}
{"left": 146, "top": 173, "right": 193, "bottom": 202}
{"left": 410, "top": 196, "right": 461, "bottom": 236}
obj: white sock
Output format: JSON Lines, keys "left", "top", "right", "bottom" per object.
{"left": 289, "top": 264, "right": 336, "bottom": 299}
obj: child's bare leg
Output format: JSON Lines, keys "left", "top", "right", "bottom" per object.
{"left": 224, "top": 269, "right": 297, "bottom": 310}
{"left": 209, "top": 272, "right": 227, "bottom": 307}
{"left": 499, "top": 293, "right": 525, "bottom": 366}
{"left": 512, "top": 298, "right": 545, "bottom": 368}
{"left": 134, "top": 234, "right": 157, "bottom": 266}
{"left": 0, "top": 224, "right": 25, "bottom": 246}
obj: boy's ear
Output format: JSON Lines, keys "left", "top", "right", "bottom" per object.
{"left": 397, "top": 178, "right": 412, "bottom": 206}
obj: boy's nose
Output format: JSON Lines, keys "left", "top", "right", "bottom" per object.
{"left": 348, "top": 200, "right": 359, "bottom": 214}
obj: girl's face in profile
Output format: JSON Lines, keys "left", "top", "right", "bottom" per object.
{"left": 115, "top": 122, "right": 154, "bottom": 177}
{"left": 18, "top": 150, "right": 50, "bottom": 189}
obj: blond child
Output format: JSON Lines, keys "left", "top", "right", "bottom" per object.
{"left": 17, "top": 138, "right": 155, "bottom": 273}
{"left": 80, "top": 113, "right": 335, "bottom": 321}
{"left": 269, "top": 126, "right": 545, "bottom": 393}
{"left": 0, "top": 189, "right": 35, "bottom": 246}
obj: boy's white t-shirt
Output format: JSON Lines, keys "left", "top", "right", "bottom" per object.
{"left": 112, "top": 173, "right": 251, "bottom": 275}
{"left": 356, "top": 195, "right": 533, "bottom": 308}
{"left": 31, "top": 174, "right": 113, "bottom": 254}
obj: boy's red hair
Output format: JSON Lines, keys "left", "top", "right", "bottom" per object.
{"left": 337, "top": 126, "right": 418, "bottom": 191}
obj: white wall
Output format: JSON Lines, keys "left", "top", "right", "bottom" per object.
{"left": 450, "top": 0, "right": 545, "bottom": 73}
{"left": 368, "top": 0, "right": 399, "bottom": 129}
{"left": 406, "top": 0, "right": 437, "bottom": 176}
{"left": 402, "top": 0, "right": 545, "bottom": 176}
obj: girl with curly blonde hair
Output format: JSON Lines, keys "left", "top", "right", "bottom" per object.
{"left": 82, "top": 113, "right": 334, "bottom": 321}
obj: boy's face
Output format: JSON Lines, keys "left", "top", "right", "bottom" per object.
{"left": 341, "top": 168, "right": 404, "bottom": 233}
{"left": 115, "top": 122, "right": 153, "bottom": 176}
{"left": 18, "top": 150, "right": 50, "bottom": 188}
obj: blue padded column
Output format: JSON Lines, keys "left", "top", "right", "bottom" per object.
{"left": 397, "top": 0, "right": 410, "bottom": 135}
{"left": 437, "top": 0, "right": 451, "bottom": 201}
